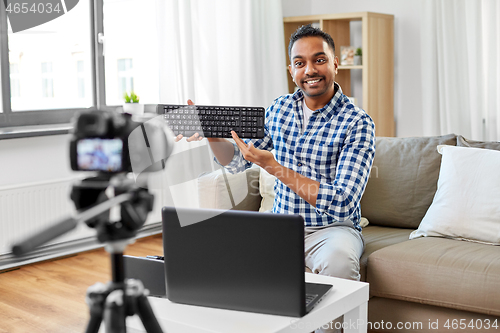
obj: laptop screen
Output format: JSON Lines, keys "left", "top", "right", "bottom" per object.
{"left": 162, "top": 206, "right": 307, "bottom": 316}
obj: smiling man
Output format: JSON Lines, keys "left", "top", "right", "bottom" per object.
{"left": 183, "top": 25, "right": 375, "bottom": 332}
{"left": 289, "top": 29, "right": 337, "bottom": 111}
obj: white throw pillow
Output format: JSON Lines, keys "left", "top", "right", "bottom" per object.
{"left": 410, "top": 145, "right": 500, "bottom": 245}
{"left": 259, "top": 166, "right": 277, "bottom": 212}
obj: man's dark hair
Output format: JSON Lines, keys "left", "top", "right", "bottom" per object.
{"left": 288, "top": 24, "right": 336, "bottom": 60}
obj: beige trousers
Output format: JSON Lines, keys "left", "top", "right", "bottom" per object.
{"left": 304, "top": 225, "right": 365, "bottom": 333}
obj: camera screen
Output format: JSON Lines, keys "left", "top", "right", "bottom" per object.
{"left": 76, "top": 138, "right": 123, "bottom": 172}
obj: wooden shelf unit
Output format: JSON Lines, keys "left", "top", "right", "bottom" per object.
{"left": 284, "top": 12, "right": 395, "bottom": 137}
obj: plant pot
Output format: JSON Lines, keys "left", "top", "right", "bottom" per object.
{"left": 353, "top": 55, "right": 362, "bottom": 66}
{"left": 123, "top": 103, "right": 144, "bottom": 115}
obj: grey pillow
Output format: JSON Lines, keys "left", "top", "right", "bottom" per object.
{"left": 457, "top": 135, "right": 500, "bottom": 151}
{"left": 360, "top": 134, "right": 457, "bottom": 229}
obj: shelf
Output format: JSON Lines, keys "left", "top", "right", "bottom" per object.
{"left": 283, "top": 11, "right": 393, "bottom": 23}
{"left": 283, "top": 11, "right": 395, "bottom": 137}
{"left": 339, "top": 65, "right": 363, "bottom": 70}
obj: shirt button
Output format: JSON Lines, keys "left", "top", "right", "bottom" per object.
{"left": 297, "top": 163, "right": 302, "bottom": 167}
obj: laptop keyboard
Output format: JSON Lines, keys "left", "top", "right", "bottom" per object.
{"left": 305, "top": 293, "right": 318, "bottom": 306}
{"left": 157, "top": 104, "right": 265, "bottom": 139}
{"left": 146, "top": 255, "right": 164, "bottom": 261}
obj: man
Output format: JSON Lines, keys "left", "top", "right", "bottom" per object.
{"left": 179, "top": 24, "right": 375, "bottom": 331}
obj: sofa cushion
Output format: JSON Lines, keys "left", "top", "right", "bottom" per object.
{"left": 198, "top": 167, "right": 261, "bottom": 211}
{"left": 360, "top": 134, "right": 457, "bottom": 229}
{"left": 367, "top": 237, "right": 500, "bottom": 316}
{"left": 410, "top": 145, "right": 500, "bottom": 245}
{"left": 359, "top": 226, "right": 414, "bottom": 282}
{"left": 369, "top": 297, "right": 500, "bottom": 331}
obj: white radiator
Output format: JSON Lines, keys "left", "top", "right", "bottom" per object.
{"left": 0, "top": 176, "right": 165, "bottom": 257}
{"left": 0, "top": 165, "right": 204, "bottom": 271}
{"left": 0, "top": 177, "right": 94, "bottom": 255}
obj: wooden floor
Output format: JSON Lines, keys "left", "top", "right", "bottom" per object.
{"left": 0, "top": 234, "right": 163, "bottom": 333}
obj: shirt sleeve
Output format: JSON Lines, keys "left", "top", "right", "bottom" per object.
{"left": 314, "top": 113, "right": 376, "bottom": 222}
{"left": 214, "top": 104, "right": 275, "bottom": 174}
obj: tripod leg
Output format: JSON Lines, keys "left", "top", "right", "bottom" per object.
{"left": 86, "top": 311, "right": 104, "bottom": 333}
{"left": 85, "top": 282, "right": 108, "bottom": 333}
{"left": 105, "top": 289, "right": 127, "bottom": 333}
{"left": 124, "top": 279, "right": 164, "bottom": 333}
{"left": 136, "top": 294, "right": 164, "bottom": 333}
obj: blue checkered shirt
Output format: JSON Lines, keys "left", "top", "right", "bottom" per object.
{"left": 221, "top": 84, "right": 375, "bottom": 231}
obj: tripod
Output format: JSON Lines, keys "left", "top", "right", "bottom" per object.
{"left": 85, "top": 239, "right": 163, "bottom": 333}
{"left": 12, "top": 174, "right": 164, "bottom": 333}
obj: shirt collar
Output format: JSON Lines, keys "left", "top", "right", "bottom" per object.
{"left": 292, "top": 83, "right": 345, "bottom": 122}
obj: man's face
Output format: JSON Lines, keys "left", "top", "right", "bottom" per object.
{"left": 288, "top": 36, "right": 338, "bottom": 103}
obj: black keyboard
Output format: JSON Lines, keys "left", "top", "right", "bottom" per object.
{"left": 157, "top": 104, "right": 265, "bottom": 138}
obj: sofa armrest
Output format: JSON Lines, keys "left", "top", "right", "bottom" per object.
{"left": 197, "top": 167, "right": 261, "bottom": 211}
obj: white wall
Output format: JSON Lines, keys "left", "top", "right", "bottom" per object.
{"left": 0, "top": 0, "right": 424, "bottom": 191}
{"left": 282, "top": 0, "right": 424, "bottom": 137}
{"left": 0, "top": 135, "right": 74, "bottom": 187}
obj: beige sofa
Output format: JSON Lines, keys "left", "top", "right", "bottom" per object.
{"left": 197, "top": 134, "right": 500, "bottom": 332}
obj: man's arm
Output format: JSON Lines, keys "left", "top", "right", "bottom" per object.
{"left": 206, "top": 138, "right": 235, "bottom": 166}
{"left": 180, "top": 132, "right": 235, "bottom": 166}
{"left": 231, "top": 132, "right": 320, "bottom": 207}
{"left": 232, "top": 114, "right": 375, "bottom": 221}
{"left": 266, "top": 163, "right": 320, "bottom": 207}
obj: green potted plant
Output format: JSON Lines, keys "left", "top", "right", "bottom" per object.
{"left": 354, "top": 47, "right": 362, "bottom": 66}
{"left": 123, "top": 91, "right": 144, "bottom": 115}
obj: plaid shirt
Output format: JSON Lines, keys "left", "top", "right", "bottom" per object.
{"left": 223, "top": 84, "right": 375, "bottom": 231}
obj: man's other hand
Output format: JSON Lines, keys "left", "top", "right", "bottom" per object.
{"left": 174, "top": 99, "right": 204, "bottom": 142}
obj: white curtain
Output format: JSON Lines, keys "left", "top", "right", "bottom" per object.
{"left": 156, "top": 0, "right": 288, "bottom": 106}
{"left": 153, "top": 0, "right": 288, "bottom": 208}
{"left": 421, "top": 0, "right": 500, "bottom": 141}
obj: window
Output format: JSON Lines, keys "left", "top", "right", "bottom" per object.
{"left": 117, "top": 58, "right": 134, "bottom": 101}
{"left": 76, "top": 60, "right": 85, "bottom": 99}
{"left": 1, "top": 0, "right": 94, "bottom": 127}
{"left": 7, "top": 2, "right": 92, "bottom": 110}
{"left": 9, "top": 63, "right": 19, "bottom": 98}
{"left": 103, "top": 0, "right": 159, "bottom": 106}
{"left": 0, "top": 0, "right": 160, "bottom": 131}
{"left": 41, "top": 62, "right": 54, "bottom": 98}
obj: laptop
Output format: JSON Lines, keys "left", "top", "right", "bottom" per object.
{"left": 123, "top": 255, "right": 166, "bottom": 297}
{"left": 161, "top": 206, "right": 332, "bottom": 317}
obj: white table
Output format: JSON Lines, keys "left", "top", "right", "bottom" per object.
{"left": 126, "top": 273, "right": 369, "bottom": 333}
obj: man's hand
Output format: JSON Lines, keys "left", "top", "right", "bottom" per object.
{"left": 231, "top": 130, "right": 278, "bottom": 172}
{"left": 174, "top": 99, "right": 204, "bottom": 142}
{"left": 173, "top": 99, "right": 234, "bottom": 165}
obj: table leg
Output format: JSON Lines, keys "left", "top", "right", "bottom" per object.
{"left": 343, "top": 302, "right": 367, "bottom": 333}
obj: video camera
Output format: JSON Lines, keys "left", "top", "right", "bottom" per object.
{"left": 69, "top": 110, "right": 172, "bottom": 176}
